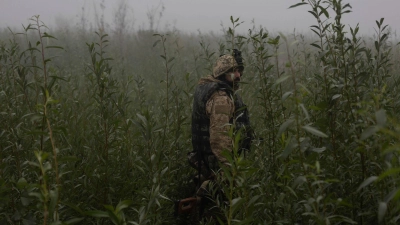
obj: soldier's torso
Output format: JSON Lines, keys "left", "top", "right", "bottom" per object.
{"left": 191, "top": 81, "right": 251, "bottom": 157}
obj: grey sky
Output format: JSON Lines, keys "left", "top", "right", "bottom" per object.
{"left": 1, "top": 0, "right": 399, "bottom": 36}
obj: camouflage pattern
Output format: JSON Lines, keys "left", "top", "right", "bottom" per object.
{"left": 212, "top": 55, "right": 238, "bottom": 78}
{"left": 188, "top": 51, "right": 249, "bottom": 223}
{"left": 191, "top": 76, "right": 232, "bottom": 176}
{"left": 206, "top": 90, "right": 234, "bottom": 166}
{"left": 191, "top": 75, "right": 252, "bottom": 171}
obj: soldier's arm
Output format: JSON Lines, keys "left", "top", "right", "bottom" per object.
{"left": 206, "top": 91, "right": 234, "bottom": 166}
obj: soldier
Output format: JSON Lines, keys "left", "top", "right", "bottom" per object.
{"left": 187, "top": 49, "right": 253, "bottom": 222}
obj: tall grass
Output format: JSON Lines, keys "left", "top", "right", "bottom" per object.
{"left": 1, "top": 1, "right": 400, "bottom": 224}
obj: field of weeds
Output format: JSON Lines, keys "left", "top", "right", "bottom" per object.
{"left": 1, "top": 1, "right": 400, "bottom": 224}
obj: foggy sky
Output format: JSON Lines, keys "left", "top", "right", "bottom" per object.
{"left": 1, "top": 0, "right": 399, "bottom": 36}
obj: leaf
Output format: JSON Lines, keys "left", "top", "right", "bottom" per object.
{"left": 380, "top": 33, "right": 388, "bottom": 42}
{"left": 378, "top": 168, "right": 400, "bottom": 181}
{"left": 375, "top": 109, "right": 386, "bottom": 127}
{"left": 64, "top": 218, "right": 84, "bottom": 224}
{"left": 288, "top": 2, "right": 308, "bottom": 9}
{"left": 46, "top": 46, "right": 64, "bottom": 50}
{"left": 360, "top": 126, "right": 379, "bottom": 140}
{"left": 17, "top": 177, "right": 28, "bottom": 189}
{"left": 384, "top": 188, "right": 399, "bottom": 203}
{"left": 86, "top": 210, "right": 108, "bottom": 218}
{"left": 231, "top": 197, "right": 245, "bottom": 214}
{"left": 282, "top": 91, "right": 293, "bottom": 101}
{"left": 274, "top": 74, "right": 291, "bottom": 86}
{"left": 318, "top": 6, "right": 329, "bottom": 18}
{"left": 332, "top": 94, "right": 342, "bottom": 100}
{"left": 42, "top": 32, "right": 57, "bottom": 39}
{"left": 378, "top": 202, "right": 387, "bottom": 222}
{"left": 168, "top": 57, "right": 175, "bottom": 63}
{"left": 158, "top": 194, "right": 172, "bottom": 202}
{"left": 296, "top": 83, "right": 311, "bottom": 95}
{"left": 280, "top": 137, "right": 297, "bottom": 159}
{"left": 292, "top": 176, "right": 307, "bottom": 189}
{"left": 115, "top": 200, "right": 133, "bottom": 213}
{"left": 357, "top": 176, "right": 378, "bottom": 191}
{"left": 48, "top": 190, "right": 59, "bottom": 217}
{"left": 310, "top": 43, "right": 321, "bottom": 49}
{"left": 302, "top": 125, "right": 328, "bottom": 138}
{"left": 299, "top": 104, "right": 310, "bottom": 120}
{"left": 277, "top": 119, "right": 294, "bottom": 137}
{"left": 21, "top": 197, "right": 31, "bottom": 206}
{"left": 311, "top": 147, "right": 326, "bottom": 153}
{"left": 153, "top": 40, "right": 160, "bottom": 47}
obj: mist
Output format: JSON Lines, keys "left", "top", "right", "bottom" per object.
{"left": 1, "top": 0, "right": 399, "bottom": 36}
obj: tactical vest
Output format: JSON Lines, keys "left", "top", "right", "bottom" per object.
{"left": 191, "top": 81, "right": 252, "bottom": 168}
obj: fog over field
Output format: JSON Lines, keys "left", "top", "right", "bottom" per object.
{"left": 1, "top": 0, "right": 400, "bottom": 35}
{"left": 2, "top": 0, "right": 400, "bottom": 224}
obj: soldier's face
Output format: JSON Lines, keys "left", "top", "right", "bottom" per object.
{"left": 225, "top": 68, "right": 241, "bottom": 83}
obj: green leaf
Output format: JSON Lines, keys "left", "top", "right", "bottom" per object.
{"left": 17, "top": 177, "right": 28, "bottom": 189}
{"left": 375, "top": 109, "right": 386, "bottom": 127}
{"left": 380, "top": 33, "right": 388, "bottom": 42}
{"left": 357, "top": 176, "right": 378, "bottom": 191}
{"left": 42, "top": 32, "right": 57, "bottom": 39}
{"left": 115, "top": 200, "right": 133, "bottom": 213}
{"left": 384, "top": 188, "right": 399, "bottom": 203}
{"left": 49, "top": 190, "right": 59, "bottom": 217}
{"left": 318, "top": 6, "right": 329, "bottom": 18}
{"left": 153, "top": 40, "right": 161, "bottom": 47}
{"left": 64, "top": 218, "right": 84, "bottom": 224}
{"left": 378, "top": 202, "right": 387, "bottom": 222}
{"left": 292, "top": 176, "right": 307, "bottom": 189}
{"left": 168, "top": 57, "right": 175, "bottom": 63}
{"left": 302, "top": 125, "right": 328, "bottom": 138}
{"left": 64, "top": 202, "right": 84, "bottom": 215}
{"left": 280, "top": 137, "right": 297, "bottom": 159}
{"left": 46, "top": 46, "right": 64, "bottom": 50}
{"left": 277, "top": 119, "right": 294, "bottom": 137}
{"left": 289, "top": 2, "right": 308, "bottom": 9}
{"left": 86, "top": 210, "right": 108, "bottom": 218}
{"left": 310, "top": 43, "right": 321, "bottom": 49}
{"left": 378, "top": 168, "right": 400, "bottom": 181}
{"left": 21, "top": 197, "right": 31, "bottom": 206}
{"left": 274, "top": 74, "right": 291, "bottom": 86}
{"left": 282, "top": 91, "right": 293, "bottom": 101}
{"left": 332, "top": 94, "right": 342, "bottom": 100}
{"left": 360, "top": 126, "right": 379, "bottom": 140}
{"left": 231, "top": 197, "right": 245, "bottom": 214}
{"left": 311, "top": 147, "right": 326, "bottom": 153}
{"left": 299, "top": 104, "right": 310, "bottom": 120}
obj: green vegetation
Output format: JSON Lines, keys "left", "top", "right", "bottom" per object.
{"left": 1, "top": 1, "right": 400, "bottom": 224}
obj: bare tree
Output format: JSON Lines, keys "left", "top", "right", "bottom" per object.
{"left": 113, "top": 0, "right": 134, "bottom": 57}
{"left": 146, "top": 1, "right": 165, "bottom": 31}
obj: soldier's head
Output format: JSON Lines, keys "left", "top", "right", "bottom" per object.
{"left": 212, "top": 49, "right": 244, "bottom": 88}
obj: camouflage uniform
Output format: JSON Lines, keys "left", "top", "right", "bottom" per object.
{"left": 188, "top": 53, "right": 252, "bottom": 223}
{"left": 190, "top": 53, "right": 252, "bottom": 182}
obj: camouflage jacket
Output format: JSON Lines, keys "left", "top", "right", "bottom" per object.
{"left": 191, "top": 76, "right": 252, "bottom": 171}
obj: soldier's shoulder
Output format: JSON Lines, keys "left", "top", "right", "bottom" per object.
{"left": 210, "top": 90, "right": 230, "bottom": 101}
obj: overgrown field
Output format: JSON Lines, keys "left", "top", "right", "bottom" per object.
{"left": 1, "top": 1, "right": 400, "bottom": 224}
